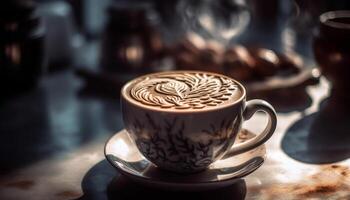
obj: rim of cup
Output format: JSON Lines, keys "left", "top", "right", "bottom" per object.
{"left": 320, "top": 10, "right": 350, "bottom": 30}
{"left": 121, "top": 70, "right": 247, "bottom": 113}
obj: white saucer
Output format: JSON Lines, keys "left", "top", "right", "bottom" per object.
{"left": 105, "top": 129, "right": 266, "bottom": 191}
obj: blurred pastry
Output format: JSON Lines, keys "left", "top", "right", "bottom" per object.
{"left": 173, "top": 36, "right": 303, "bottom": 83}
{"left": 197, "top": 47, "right": 223, "bottom": 73}
{"left": 223, "top": 47, "right": 256, "bottom": 81}
{"left": 175, "top": 51, "right": 199, "bottom": 69}
{"left": 247, "top": 47, "right": 280, "bottom": 77}
{"left": 277, "top": 53, "right": 303, "bottom": 75}
{"left": 174, "top": 38, "right": 223, "bottom": 73}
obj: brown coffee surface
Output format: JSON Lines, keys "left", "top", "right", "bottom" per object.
{"left": 124, "top": 71, "right": 243, "bottom": 110}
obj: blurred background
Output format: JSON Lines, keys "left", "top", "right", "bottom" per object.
{"left": 2, "top": 0, "right": 350, "bottom": 98}
{"left": 1, "top": 0, "right": 350, "bottom": 175}
{"left": 3, "top": 1, "right": 350, "bottom": 200}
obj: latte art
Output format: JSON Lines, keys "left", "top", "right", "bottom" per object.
{"left": 129, "top": 72, "right": 241, "bottom": 109}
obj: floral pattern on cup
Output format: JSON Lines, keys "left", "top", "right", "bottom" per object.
{"left": 130, "top": 112, "right": 241, "bottom": 173}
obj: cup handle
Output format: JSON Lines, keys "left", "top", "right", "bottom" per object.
{"left": 222, "top": 99, "right": 277, "bottom": 159}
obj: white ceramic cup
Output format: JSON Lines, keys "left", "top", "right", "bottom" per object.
{"left": 121, "top": 71, "right": 277, "bottom": 173}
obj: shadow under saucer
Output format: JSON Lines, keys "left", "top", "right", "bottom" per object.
{"left": 74, "top": 159, "right": 118, "bottom": 200}
{"left": 107, "top": 175, "right": 247, "bottom": 200}
{"left": 75, "top": 159, "right": 246, "bottom": 200}
{"left": 282, "top": 96, "right": 350, "bottom": 164}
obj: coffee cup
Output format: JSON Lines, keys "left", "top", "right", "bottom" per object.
{"left": 121, "top": 71, "right": 277, "bottom": 173}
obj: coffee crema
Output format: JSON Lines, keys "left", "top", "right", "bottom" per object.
{"left": 125, "top": 71, "right": 243, "bottom": 110}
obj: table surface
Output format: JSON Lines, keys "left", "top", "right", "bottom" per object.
{"left": 2, "top": 67, "right": 350, "bottom": 200}
{"left": 2, "top": 3, "right": 350, "bottom": 199}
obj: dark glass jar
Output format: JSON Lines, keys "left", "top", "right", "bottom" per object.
{"left": 0, "top": 0, "right": 45, "bottom": 97}
{"left": 100, "top": 2, "right": 162, "bottom": 75}
{"left": 313, "top": 10, "right": 350, "bottom": 93}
